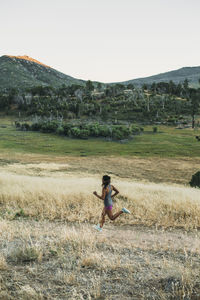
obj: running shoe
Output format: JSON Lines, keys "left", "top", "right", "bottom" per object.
{"left": 94, "top": 224, "right": 102, "bottom": 232}
{"left": 122, "top": 207, "right": 131, "bottom": 214}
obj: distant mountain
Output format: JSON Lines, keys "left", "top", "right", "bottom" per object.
{"left": 0, "top": 55, "right": 84, "bottom": 90}
{"left": 1, "top": 55, "right": 200, "bottom": 91}
{"left": 120, "top": 66, "right": 200, "bottom": 87}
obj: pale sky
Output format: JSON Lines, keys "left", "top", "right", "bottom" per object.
{"left": 1, "top": 0, "right": 200, "bottom": 83}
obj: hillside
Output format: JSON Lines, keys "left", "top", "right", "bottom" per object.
{"left": 0, "top": 55, "right": 84, "bottom": 90}
{"left": 1, "top": 55, "right": 200, "bottom": 91}
{"left": 121, "top": 66, "right": 200, "bottom": 87}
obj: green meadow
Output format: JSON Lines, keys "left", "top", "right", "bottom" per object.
{"left": 0, "top": 117, "right": 199, "bottom": 157}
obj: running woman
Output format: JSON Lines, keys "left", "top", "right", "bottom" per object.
{"left": 93, "top": 175, "right": 130, "bottom": 232}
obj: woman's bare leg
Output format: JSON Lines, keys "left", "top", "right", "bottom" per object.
{"left": 100, "top": 207, "right": 106, "bottom": 228}
{"left": 106, "top": 209, "right": 123, "bottom": 221}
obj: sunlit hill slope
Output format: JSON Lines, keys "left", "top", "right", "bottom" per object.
{"left": 0, "top": 55, "right": 84, "bottom": 90}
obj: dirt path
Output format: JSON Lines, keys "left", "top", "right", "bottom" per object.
{"left": 94, "top": 224, "right": 200, "bottom": 299}
{"left": 103, "top": 224, "right": 200, "bottom": 255}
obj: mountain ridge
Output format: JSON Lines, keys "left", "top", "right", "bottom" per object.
{"left": 0, "top": 54, "right": 200, "bottom": 90}
{"left": 119, "top": 66, "right": 200, "bottom": 87}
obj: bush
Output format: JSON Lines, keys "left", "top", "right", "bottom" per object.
{"left": 112, "top": 129, "right": 124, "bottom": 140}
{"left": 153, "top": 126, "right": 158, "bottom": 133}
{"left": 71, "top": 127, "right": 81, "bottom": 137}
{"left": 167, "top": 117, "right": 177, "bottom": 124}
{"left": 10, "top": 246, "right": 39, "bottom": 263}
{"left": 31, "top": 122, "right": 42, "bottom": 131}
{"left": 20, "top": 123, "right": 30, "bottom": 131}
{"left": 130, "top": 125, "right": 140, "bottom": 134}
{"left": 88, "top": 123, "right": 100, "bottom": 137}
{"left": 63, "top": 123, "right": 73, "bottom": 136}
{"left": 99, "top": 125, "right": 111, "bottom": 137}
{"left": 112, "top": 125, "right": 130, "bottom": 140}
{"left": 21, "top": 120, "right": 136, "bottom": 140}
{"left": 189, "top": 171, "right": 200, "bottom": 188}
{"left": 80, "top": 129, "right": 89, "bottom": 139}
{"left": 15, "top": 121, "right": 21, "bottom": 129}
{"left": 40, "top": 121, "right": 59, "bottom": 133}
{"left": 56, "top": 126, "right": 64, "bottom": 135}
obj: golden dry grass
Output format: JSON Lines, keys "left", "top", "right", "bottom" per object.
{"left": 1, "top": 152, "right": 200, "bottom": 184}
{"left": 0, "top": 220, "right": 199, "bottom": 299}
{"left": 0, "top": 157, "right": 200, "bottom": 299}
{"left": 0, "top": 162, "right": 200, "bottom": 229}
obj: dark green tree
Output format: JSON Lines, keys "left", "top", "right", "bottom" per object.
{"left": 85, "top": 80, "right": 94, "bottom": 92}
{"left": 97, "top": 82, "right": 102, "bottom": 91}
{"left": 127, "top": 83, "right": 135, "bottom": 90}
{"left": 183, "top": 78, "right": 189, "bottom": 90}
{"left": 188, "top": 88, "right": 200, "bottom": 128}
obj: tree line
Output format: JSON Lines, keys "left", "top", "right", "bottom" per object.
{"left": 0, "top": 79, "right": 200, "bottom": 127}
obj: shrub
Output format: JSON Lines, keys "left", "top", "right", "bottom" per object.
{"left": 153, "top": 126, "right": 158, "bottom": 133}
{"left": 79, "top": 129, "right": 89, "bottom": 139}
{"left": 63, "top": 123, "right": 73, "bottom": 136}
{"left": 15, "top": 121, "right": 21, "bottom": 128}
{"left": 130, "top": 125, "right": 140, "bottom": 134}
{"left": 99, "top": 125, "right": 111, "bottom": 137}
{"left": 56, "top": 126, "right": 64, "bottom": 135}
{"left": 112, "top": 129, "right": 124, "bottom": 140}
{"left": 71, "top": 127, "right": 81, "bottom": 137}
{"left": 167, "top": 117, "right": 177, "bottom": 124}
{"left": 31, "top": 122, "right": 42, "bottom": 131}
{"left": 189, "top": 171, "right": 200, "bottom": 188}
{"left": 11, "top": 246, "right": 39, "bottom": 263}
{"left": 112, "top": 125, "right": 130, "bottom": 140}
{"left": 21, "top": 123, "right": 30, "bottom": 131}
{"left": 88, "top": 123, "right": 100, "bottom": 137}
{"left": 40, "top": 121, "right": 59, "bottom": 133}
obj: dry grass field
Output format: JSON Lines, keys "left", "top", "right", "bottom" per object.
{"left": 0, "top": 154, "right": 200, "bottom": 299}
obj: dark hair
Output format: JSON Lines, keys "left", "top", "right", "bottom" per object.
{"left": 102, "top": 175, "right": 111, "bottom": 188}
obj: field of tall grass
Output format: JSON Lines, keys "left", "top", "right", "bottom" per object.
{"left": 0, "top": 164, "right": 200, "bottom": 230}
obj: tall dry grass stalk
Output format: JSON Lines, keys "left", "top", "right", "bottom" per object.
{"left": 0, "top": 170, "right": 200, "bottom": 229}
{"left": 0, "top": 254, "right": 8, "bottom": 270}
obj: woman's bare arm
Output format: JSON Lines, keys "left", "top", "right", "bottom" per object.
{"left": 111, "top": 185, "right": 119, "bottom": 198}
{"left": 93, "top": 187, "right": 106, "bottom": 200}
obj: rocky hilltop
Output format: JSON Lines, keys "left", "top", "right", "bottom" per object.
{"left": 0, "top": 55, "right": 84, "bottom": 90}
